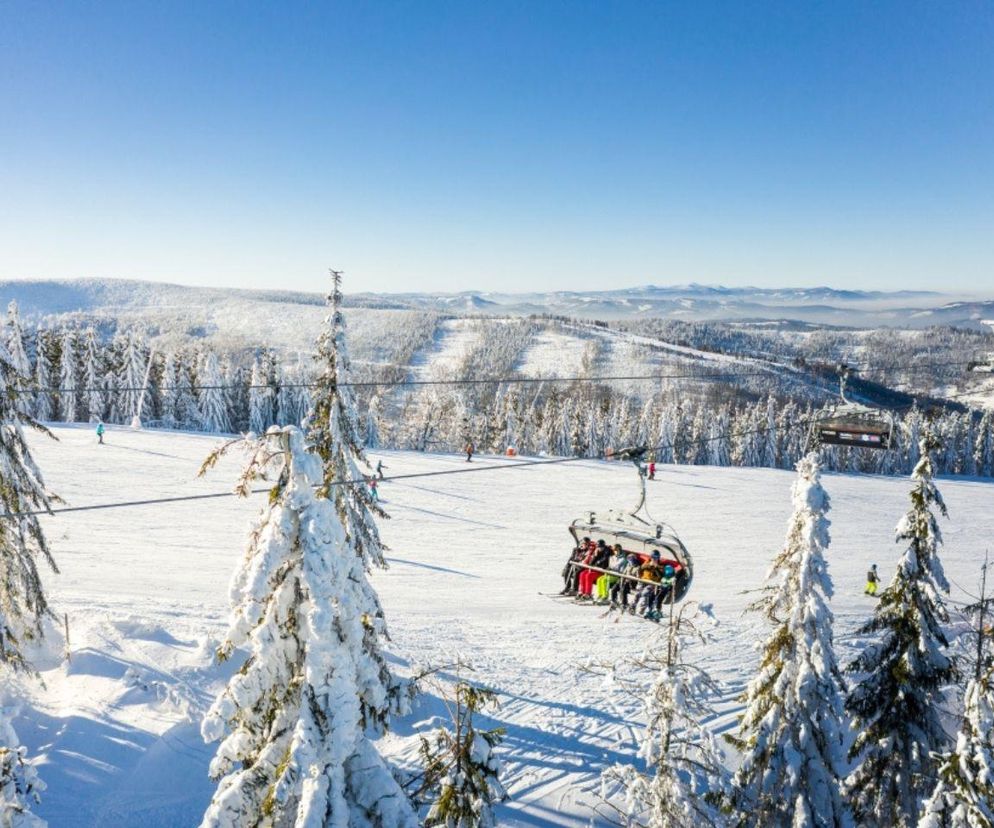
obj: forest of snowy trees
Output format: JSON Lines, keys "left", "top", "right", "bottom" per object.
{"left": 10, "top": 301, "right": 994, "bottom": 482}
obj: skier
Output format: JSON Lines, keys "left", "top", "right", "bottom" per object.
{"left": 648, "top": 461, "right": 656, "bottom": 480}
{"left": 96, "top": 421, "right": 105, "bottom": 444}
{"left": 375, "top": 459, "right": 385, "bottom": 480}
{"left": 465, "top": 442, "right": 475, "bottom": 462}
{"left": 368, "top": 477, "right": 379, "bottom": 502}
{"left": 578, "top": 540, "right": 611, "bottom": 600}
{"left": 865, "top": 563, "right": 879, "bottom": 596}
{"left": 560, "top": 538, "right": 591, "bottom": 595}
{"left": 594, "top": 544, "right": 626, "bottom": 604}
{"left": 610, "top": 554, "right": 642, "bottom": 610}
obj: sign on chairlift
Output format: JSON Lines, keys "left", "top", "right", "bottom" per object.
{"left": 817, "top": 423, "right": 893, "bottom": 450}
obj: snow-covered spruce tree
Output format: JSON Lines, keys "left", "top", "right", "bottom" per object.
{"left": 918, "top": 668, "right": 994, "bottom": 827}
{"left": 247, "top": 356, "right": 272, "bottom": 435}
{"left": 603, "top": 602, "right": 727, "bottom": 828}
{"left": 0, "top": 707, "right": 45, "bottom": 827}
{"left": 5, "top": 302, "right": 32, "bottom": 417}
{"left": 198, "top": 350, "right": 231, "bottom": 434}
{"left": 58, "top": 329, "right": 78, "bottom": 423}
{"left": 81, "top": 328, "right": 104, "bottom": 423}
{"left": 0, "top": 337, "right": 60, "bottom": 825}
{"left": 118, "top": 329, "right": 149, "bottom": 424}
{"left": 728, "top": 452, "right": 848, "bottom": 828}
{"left": 199, "top": 273, "right": 416, "bottom": 827}
{"left": 918, "top": 561, "right": 994, "bottom": 828}
{"left": 845, "top": 427, "right": 956, "bottom": 827}
{"left": 31, "top": 333, "right": 52, "bottom": 423}
{"left": 417, "top": 680, "right": 507, "bottom": 828}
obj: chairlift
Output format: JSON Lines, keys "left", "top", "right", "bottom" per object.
{"left": 567, "top": 445, "right": 694, "bottom": 603}
{"left": 811, "top": 366, "right": 896, "bottom": 451}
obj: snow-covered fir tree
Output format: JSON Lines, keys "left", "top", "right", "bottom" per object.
{"left": 364, "top": 394, "right": 381, "bottom": 449}
{"left": 919, "top": 560, "right": 994, "bottom": 828}
{"left": 0, "top": 337, "right": 60, "bottom": 826}
{"left": 58, "top": 329, "right": 78, "bottom": 423}
{"left": 247, "top": 356, "right": 272, "bottom": 435}
{"left": 845, "top": 426, "right": 957, "bottom": 828}
{"left": 604, "top": 602, "right": 727, "bottom": 828}
{"left": 918, "top": 667, "right": 994, "bottom": 828}
{"left": 729, "top": 452, "right": 848, "bottom": 828}
{"left": 173, "top": 354, "right": 201, "bottom": 428}
{"left": 417, "top": 680, "right": 507, "bottom": 828}
{"left": 0, "top": 707, "right": 45, "bottom": 828}
{"left": 5, "top": 302, "right": 32, "bottom": 417}
{"left": 198, "top": 350, "right": 231, "bottom": 434}
{"left": 199, "top": 272, "right": 416, "bottom": 826}
{"left": 199, "top": 426, "right": 415, "bottom": 827}
{"left": 118, "top": 329, "right": 149, "bottom": 425}
{"left": 32, "top": 333, "right": 53, "bottom": 423}
{"left": 81, "top": 328, "right": 104, "bottom": 423}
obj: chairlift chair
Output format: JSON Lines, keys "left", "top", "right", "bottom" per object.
{"left": 567, "top": 445, "right": 694, "bottom": 603}
{"left": 811, "top": 366, "right": 896, "bottom": 451}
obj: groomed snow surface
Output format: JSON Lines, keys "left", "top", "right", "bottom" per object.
{"left": 14, "top": 425, "right": 994, "bottom": 826}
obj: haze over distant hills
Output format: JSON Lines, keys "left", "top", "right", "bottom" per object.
{"left": 1, "top": 278, "right": 993, "bottom": 333}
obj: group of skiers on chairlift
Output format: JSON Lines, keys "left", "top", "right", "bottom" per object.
{"left": 560, "top": 536, "right": 682, "bottom": 621}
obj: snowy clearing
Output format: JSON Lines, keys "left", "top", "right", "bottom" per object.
{"left": 13, "top": 424, "right": 994, "bottom": 825}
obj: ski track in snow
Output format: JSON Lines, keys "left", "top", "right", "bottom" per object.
{"left": 408, "top": 318, "right": 483, "bottom": 381}
{"left": 14, "top": 424, "right": 994, "bottom": 825}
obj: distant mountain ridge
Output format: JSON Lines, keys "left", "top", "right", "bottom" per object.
{"left": 0, "top": 277, "right": 991, "bottom": 330}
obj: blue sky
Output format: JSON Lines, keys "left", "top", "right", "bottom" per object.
{"left": 1, "top": 1, "right": 992, "bottom": 294}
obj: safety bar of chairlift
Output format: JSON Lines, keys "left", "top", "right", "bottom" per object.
{"left": 568, "top": 561, "right": 684, "bottom": 589}
{"left": 585, "top": 513, "right": 671, "bottom": 540}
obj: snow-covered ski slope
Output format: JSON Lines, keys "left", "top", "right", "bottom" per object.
{"left": 18, "top": 425, "right": 994, "bottom": 826}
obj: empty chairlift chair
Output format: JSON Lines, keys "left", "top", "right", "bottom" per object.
{"left": 811, "top": 366, "right": 896, "bottom": 451}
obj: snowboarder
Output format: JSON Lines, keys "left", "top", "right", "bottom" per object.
{"left": 465, "top": 442, "right": 475, "bottom": 462}
{"left": 865, "top": 563, "right": 879, "bottom": 596}
{"left": 648, "top": 461, "right": 656, "bottom": 480}
{"left": 375, "top": 459, "right": 385, "bottom": 480}
{"left": 96, "top": 421, "right": 105, "bottom": 444}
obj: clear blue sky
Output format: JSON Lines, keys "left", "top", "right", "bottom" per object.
{"left": 1, "top": 1, "right": 992, "bottom": 295}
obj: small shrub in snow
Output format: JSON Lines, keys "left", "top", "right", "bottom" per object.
{"left": 603, "top": 602, "right": 727, "bottom": 828}
{"left": 417, "top": 681, "right": 507, "bottom": 828}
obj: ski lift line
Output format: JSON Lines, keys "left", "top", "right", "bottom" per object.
{"left": 0, "top": 416, "right": 821, "bottom": 521}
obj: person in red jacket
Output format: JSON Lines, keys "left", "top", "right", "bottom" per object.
{"left": 578, "top": 540, "right": 611, "bottom": 600}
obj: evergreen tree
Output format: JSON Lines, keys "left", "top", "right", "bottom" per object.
{"left": 118, "top": 329, "right": 149, "bottom": 425}
{"left": 247, "top": 356, "right": 272, "bottom": 435}
{"left": 32, "top": 333, "right": 53, "bottom": 423}
{"left": 918, "top": 672, "right": 994, "bottom": 827}
{"left": 58, "top": 329, "right": 78, "bottom": 423}
{"left": 919, "top": 561, "right": 994, "bottom": 828}
{"left": 200, "top": 272, "right": 415, "bottom": 826}
{"left": 0, "top": 336, "right": 60, "bottom": 825}
{"left": 0, "top": 709, "right": 45, "bottom": 827}
{"left": 198, "top": 350, "right": 231, "bottom": 434}
{"left": 5, "top": 302, "right": 32, "bottom": 417}
{"left": 417, "top": 680, "right": 507, "bottom": 828}
{"left": 605, "top": 603, "right": 727, "bottom": 828}
{"left": 81, "top": 328, "right": 104, "bottom": 423}
{"left": 729, "top": 453, "right": 848, "bottom": 828}
{"left": 845, "top": 427, "right": 957, "bottom": 827}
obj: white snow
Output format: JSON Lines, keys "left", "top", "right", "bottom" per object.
{"left": 12, "top": 424, "right": 994, "bottom": 825}
{"left": 408, "top": 318, "right": 483, "bottom": 380}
